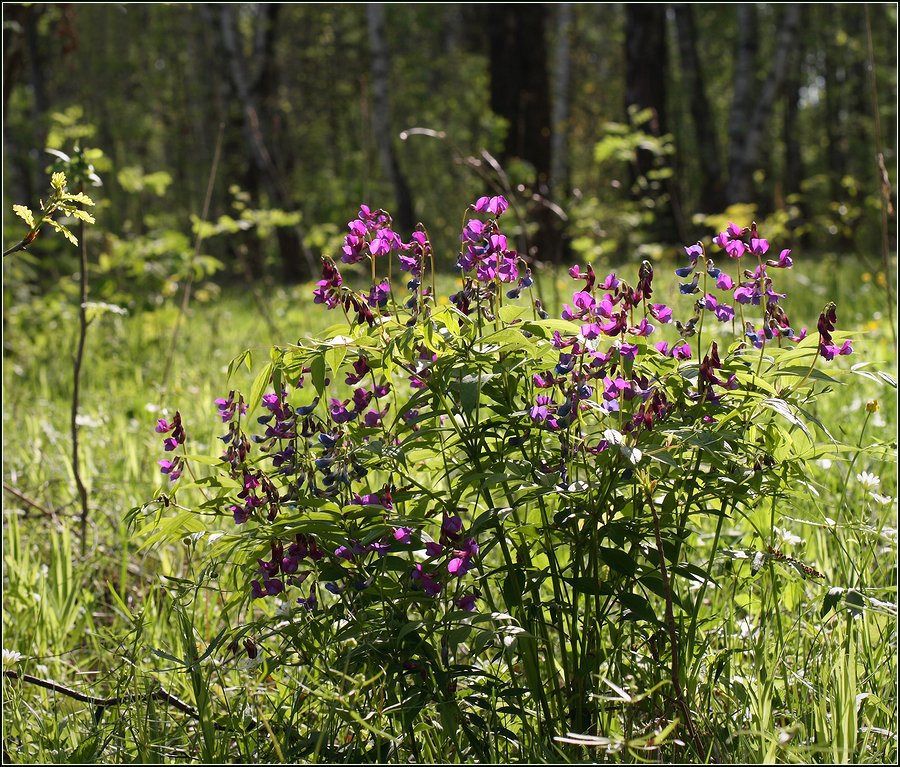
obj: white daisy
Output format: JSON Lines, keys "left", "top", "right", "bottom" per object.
{"left": 2, "top": 648, "right": 24, "bottom": 667}
{"left": 857, "top": 471, "right": 881, "bottom": 491}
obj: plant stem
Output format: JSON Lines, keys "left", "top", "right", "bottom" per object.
{"left": 642, "top": 483, "right": 708, "bottom": 761}
{"left": 73, "top": 197, "right": 90, "bottom": 556}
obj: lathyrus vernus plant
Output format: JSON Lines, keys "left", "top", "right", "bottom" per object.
{"left": 138, "top": 197, "right": 862, "bottom": 762}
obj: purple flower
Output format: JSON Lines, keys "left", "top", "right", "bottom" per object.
{"left": 329, "top": 399, "right": 353, "bottom": 424}
{"left": 716, "top": 272, "right": 734, "bottom": 290}
{"left": 411, "top": 563, "right": 443, "bottom": 596}
{"left": 684, "top": 242, "right": 704, "bottom": 263}
{"left": 767, "top": 249, "right": 793, "bottom": 269}
{"left": 650, "top": 303, "right": 673, "bottom": 323}
{"left": 455, "top": 593, "right": 478, "bottom": 612}
{"left": 750, "top": 237, "right": 769, "bottom": 256}
{"left": 725, "top": 239, "right": 746, "bottom": 259}
{"left": 425, "top": 541, "right": 443, "bottom": 557}
{"left": 155, "top": 419, "right": 170, "bottom": 433}
{"left": 679, "top": 273, "right": 700, "bottom": 294}
{"left": 733, "top": 285, "right": 759, "bottom": 305}
{"left": 461, "top": 218, "right": 486, "bottom": 242}
{"left": 530, "top": 395, "right": 554, "bottom": 422}
{"left": 335, "top": 545, "right": 353, "bottom": 561}
{"left": 393, "top": 527, "right": 413, "bottom": 545}
{"left": 473, "top": 195, "right": 509, "bottom": 216}
{"left": 163, "top": 437, "right": 178, "bottom": 452}
{"left": 628, "top": 318, "right": 655, "bottom": 337}
{"left": 618, "top": 342, "right": 639, "bottom": 360}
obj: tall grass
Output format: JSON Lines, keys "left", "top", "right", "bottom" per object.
{"left": 3, "top": 256, "right": 896, "bottom": 762}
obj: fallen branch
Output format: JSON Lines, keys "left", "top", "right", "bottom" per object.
{"left": 2, "top": 482, "right": 59, "bottom": 520}
{"left": 3, "top": 669, "right": 259, "bottom": 731}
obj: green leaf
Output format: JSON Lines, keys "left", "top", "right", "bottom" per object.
{"left": 600, "top": 546, "right": 639, "bottom": 577}
{"left": 325, "top": 346, "right": 346, "bottom": 382}
{"left": 248, "top": 361, "right": 274, "bottom": 415}
{"left": 760, "top": 397, "right": 812, "bottom": 440}
{"left": 63, "top": 191, "right": 95, "bottom": 206}
{"left": 71, "top": 208, "right": 96, "bottom": 224}
{"left": 618, "top": 592, "right": 659, "bottom": 624}
{"left": 12, "top": 205, "right": 35, "bottom": 229}
{"left": 310, "top": 352, "right": 327, "bottom": 396}
{"left": 47, "top": 219, "right": 78, "bottom": 246}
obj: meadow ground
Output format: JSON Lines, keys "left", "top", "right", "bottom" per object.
{"left": 2, "top": 255, "right": 897, "bottom": 763}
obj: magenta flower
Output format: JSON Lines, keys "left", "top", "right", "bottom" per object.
{"left": 715, "top": 272, "right": 734, "bottom": 290}
{"left": 767, "top": 249, "right": 793, "bottom": 269}
{"left": 650, "top": 303, "right": 673, "bottom": 323}
{"left": 473, "top": 195, "right": 509, "bottom": 216}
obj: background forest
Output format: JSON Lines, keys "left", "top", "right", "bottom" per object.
{"left": 2, "top": 4, "right": 898, "bottom": 765}
{"left": 3, "top": 3, "right": 897, "bottom": 287}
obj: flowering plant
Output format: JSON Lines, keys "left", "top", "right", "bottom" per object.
{"left": 145, "top": 198, "right": 861, "bottom": 759}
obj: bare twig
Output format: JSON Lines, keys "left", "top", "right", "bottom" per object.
{"left": 2, "top": 230, "right": 38, "bottom": 258}
{"left": 2, "top": 482, "right": 59, "bottom": 521}
{"left": 73, "top": 187, "right": 90, "bottom": 556}
{"left": 3, "top": 669, "right": 259, "bottom": 731}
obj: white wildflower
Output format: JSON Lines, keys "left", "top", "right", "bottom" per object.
{"left": 857, "top": 472, "right": 880, "bottom": 491}
{"left": 774, "top": 526, "right": 803, "bottom": 547}
{"left": 3, "top": 649, "right": 24, "bottom": 667}
{"left": 870, "top": 493, "right": 895, "bottom": 506}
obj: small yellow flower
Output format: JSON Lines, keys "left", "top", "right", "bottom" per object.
{"left": 866, "top": 400, "right": 879, "bottom": 413}
{"left": 861, "top": 272, "right": 872, "bottom": 283}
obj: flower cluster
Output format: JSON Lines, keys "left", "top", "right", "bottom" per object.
{"left": 817, "top": 302, "right": 853, "bottom": 360}
{"left": 156, "top": 411, "right": 185, "bottom": 480}
{"left": 158, "top": 202, "right": 858, "bottom": 636}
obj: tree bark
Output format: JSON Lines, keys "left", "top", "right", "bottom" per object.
{"left": 673, "top": 4, "right": 724, "bottom": 212}
{"left": 550, "top": 3, "right": 573, "bottom": 198}
{"left": 624, "top": 4, "right": 681, "bottom": 242}
{"left": 727, "top": 4, "right": 759, "bottom": 206}
{"left": 366, "top": 3, "right": 415, "bottom": 233}
{"left": 487, "top": 4, "right": 561, "bottom": 262}
{"left": 727, "top": 5, "right": 802, "bottom": 205}
{"left": 217, "top": 3, "right": 316, "bottom": 281}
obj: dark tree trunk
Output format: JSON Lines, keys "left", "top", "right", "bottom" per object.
{"left": 550, "top": 3, "right": 573, "bottom": 198}
{"left": 782, "top": 17, "right": 804, "bottom": 202}
{"left": 727, "top": 4, "right": 759, "bottom": 205}
{"left": 366, "top": 3, "right": 415, "bottom": 233}
{"left": 216, "top": 3, "right": 315, "bottom": 282}
{"left": 822, "top": 5, "right": 847, "bottom": 202}
{"left": 673, "top": 3, "right": 724, "bottom": 212}
{"left": 487, "top": 4, "right": 562, "bottom": 263}
{"left": 624, "top": 4, "right": 681, "bottom": 242}
{"left": 727, "top": 5, "right": 802, "bottom": 205}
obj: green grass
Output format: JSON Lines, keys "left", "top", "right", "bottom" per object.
{"left": 3, "top": 255, "right": 897, "bottom": 763}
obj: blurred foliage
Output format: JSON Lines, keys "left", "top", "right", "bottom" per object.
{"left": 1, "top": 3, "right": 896, "bottom": 291}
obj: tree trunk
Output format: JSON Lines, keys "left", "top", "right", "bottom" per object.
{"left": 673, "top": 3, "right": 724, "bottom": 212}
{"left": 550, "top": 3, "right": 573, "bottom": 198}
{"left": 487, "top": 4, "right": 560, "bottom": 262}
{"left": 782, "top": 14, "right": 804, "bottom": 202}
{"left": 727, "top": 4, "right": 759, "bottom": 205}
{"left": 366, "top": 4, "right": 415, "bottom": 233}
{"left": 727, "top": 5, "right": 802, "bottom": 205}
{"left": 624, "top": 4, "right": 681, "bottom": 242}
{"left": 217, "top": 3, "right": 316, "bottom": 281}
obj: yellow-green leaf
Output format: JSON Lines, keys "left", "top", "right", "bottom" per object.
{"left": 48, "top": 219, "right": 78, "bottom": 246}
{"left": 72, "top": 209, "right": 96, "bottom": 224}
{"left": 12, "top": 205, "right": 35, "bottom": 229}
{"left": 64, "top": 192, "right": 95, "bottom": 206}
{"left": 51, "top": 171, "right": 67, "bottom": 191}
